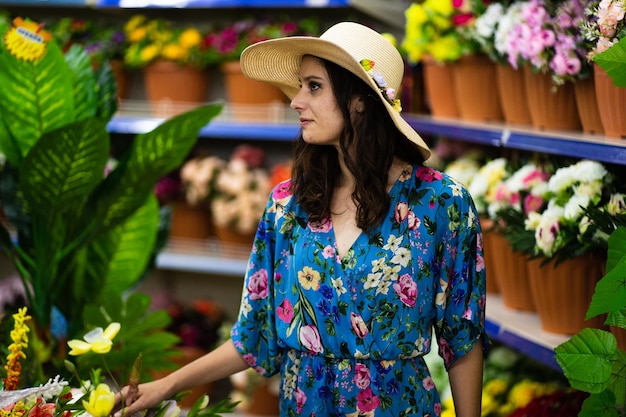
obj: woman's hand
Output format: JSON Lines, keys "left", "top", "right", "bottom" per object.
{"left": 113, "top": 378, "right": 174, "bottom": 417}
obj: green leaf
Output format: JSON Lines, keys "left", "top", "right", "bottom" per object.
{"left": 0, "top": 41, "right": 74, "bottom": 161}
{"left": 0, "top": 114, "right": 21, "bottom": 166}
{"left": 101, "top": 194, "right": 159, "bottom": 294}
{"left": 554, "top": 328, "right": 616, "bottom": 393}
{"left": 579, "top": 391, "right": 619, "bottom": 417}
{"left": 594, "top": 38, "right": 626, "bottom": 88}
{"left": 20, "top": 117, "right": 109, "bottom": 219}
{"left": 586, "top": 227, "right": 626, "bottom": 319}
{"left": 86, "top": 103, "right": 223, "bottom": 233}
{"left": 94, "top": 61, "right": 119, "bottom": 122}
{"left": 65, "top": 44, "right": 98, "bottom": 121}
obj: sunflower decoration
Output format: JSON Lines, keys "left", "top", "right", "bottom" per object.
{"left": 3, "top": 17, "right": 52, "bottom": 62}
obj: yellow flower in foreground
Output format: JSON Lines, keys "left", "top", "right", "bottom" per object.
{"left": 161, "top": 43, "right": 187, "bottom": 61}
{"left": 4, "top": 307, "right": 31, "bottom": 390}
{"left": 4, "top": 17, "right": 52, "bottom": 62}
{"left": 83, "top": 383, "right": 115, "bottom": 417}
{"left": 67, "top": 322, "right": 121, "bottom": 355}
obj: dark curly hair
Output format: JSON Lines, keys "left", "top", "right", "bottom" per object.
{"left": 290, "top": 56, "right": 426, "bottom": 232}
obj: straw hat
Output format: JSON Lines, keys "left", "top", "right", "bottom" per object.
{"left": 239, "top": 21, "right": 431, "bottom": 160}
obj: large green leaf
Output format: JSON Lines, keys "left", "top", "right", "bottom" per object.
{"left": 0, "top": 41, "right": 74, "bottom": 162}
{"left": 586, "top": 227, "right": 626, "bottom": 319}
{"left": 579, "top": 391, "right": 620, "bottom": 417}
{"left": 94, "top": 61, "right": 119, "bottom": 123}
{"left": 595, "top": 38, "right": 626, "bottom": 88}
{"left": 0, "top": 115, "right": 21, "bottom": 166}
{"left": 101, "top": 194, "right": 159, "bottom": 294}
{"left": 64, "top": 44, "right": 98, "bottom": 121}
{"left": 554, "top": 328, "right": 616, "bottom": 393}
{"left": 86, "top": 103, "right": 223, "bottom": 232}
{"left": 20, "top": 117, "right": 109, "bottom": 219}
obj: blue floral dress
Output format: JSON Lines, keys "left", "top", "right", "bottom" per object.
{"left": 231, "top": 164, "right": 488, "bottom": 417}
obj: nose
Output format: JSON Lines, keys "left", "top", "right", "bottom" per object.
{"left": 290, "top": 88, "right": 304, "bottom": 111}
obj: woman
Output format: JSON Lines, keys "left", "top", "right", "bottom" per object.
{"left": 116, "top": 21, "right": 488, "bottom": 417}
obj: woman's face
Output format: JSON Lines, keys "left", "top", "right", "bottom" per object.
{"left": 290, "top": 56, "right": 346, "bottom": 147}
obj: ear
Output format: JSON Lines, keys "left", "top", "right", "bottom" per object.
{"left": 351, "top": 96, "right": 365, "bottom": 113}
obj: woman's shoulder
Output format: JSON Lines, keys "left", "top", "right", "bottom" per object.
{"left": 408, "top": 164, "right": 470, "bottom": 193}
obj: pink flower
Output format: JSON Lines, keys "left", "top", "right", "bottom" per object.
{"left": 407, "top": 210, "right": 421, "bottom": 230}
{"left": 322, "top": 245, "right": 335, "bottom": 259}
{"left": 438, "top": 337, "right": 455, "bottom": 366}
{"left": 247, "top": 269, "right": 269, "bottom": 300}
{"left": 394, "top": 202, "right": 409, "bottom": 223}
{"left": 422, "top": 376, "right": 436, "bottom": 391}
{"left": 299, "top": 324, "right": 324, "bottom": 353}
{"left": 350, "top": 312, "right": 369, "bottom": 339}
{"left": 242, "top": 353, "right": 257, "bottom": 367}
{"left": 354, "top": 363, "right": 371, "bottom": 389}
{"left": 272, "top": 179, "right": 292, "bottom": 200}
{"left": 309, "top": 218, "right": 331, "bottom": 232}
{"left": 277, "top": 299, "right": 294, "bottom": 323}
{"left": 294, "top": 386, "right": 307, "bottom": 414}
{"left": 356, "top": 387, "right": 380, "bottom": 413}
{"left": 416, "top": 167, "right": 443, "bottom": 182}
{"left": 393, "top": 274, "right": 418, "bottom": 307}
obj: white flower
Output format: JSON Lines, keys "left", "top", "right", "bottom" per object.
{"left": 495, "top": 2, "right": 528, "bottom": 55}
{"left": 475, "top": 3, "right": 504, "bottom": 39}
{"left": 535, "top": 203, "right": 564, "bottom": 256}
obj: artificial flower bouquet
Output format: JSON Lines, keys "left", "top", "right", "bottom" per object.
{"left": 401, "top": 0, "right": 491, "bottom": 65}
{"left": 208, "top": 16, "right": 319, "bottom": 63}
{"left": 0, "top": 307, "right": 237, "bottom": 417}
{"left": 123, "top": 15, "right": 220, "bottom": 69}
{"left": 180, "top": 145, "right": 271, "bottom": 236}
{"left": 505, "top": 0, "right": 591, "bottom": 87}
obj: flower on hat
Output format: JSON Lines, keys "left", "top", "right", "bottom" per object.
{"left": 359, "top": 59, "right": 402, "bottom": 112}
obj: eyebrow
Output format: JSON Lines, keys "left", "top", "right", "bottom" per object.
{"left": 301, "top": 75, "right": 325, "bottom": 83}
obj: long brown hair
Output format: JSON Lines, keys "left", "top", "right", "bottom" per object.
{"left": 291, "top": 57, "right": 426, "bottom": 231}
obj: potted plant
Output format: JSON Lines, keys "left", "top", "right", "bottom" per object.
{"left": 123, "top": 15, "right": 221, "bottom": 114}
{"left": 580, "top": 0, "right": 626, "bottom": 137}
{"left": 209, "top": 16, "right": 319, "bottom": 120}
{"left": 0, "top": 16, "right": 222, "bottom": 381}
{"left": 554, "top": 225, "right": 626, "bottom": 417}
{"left": 179, "top": 145, "right": 271, "bottom": 246}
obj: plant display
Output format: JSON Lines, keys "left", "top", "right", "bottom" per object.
{"left": 207, "top": 16, "right": 319, "bottom": 63}
{"left": 180, "top": 145, "right": 271, "bottom": 235}
{"left": 555, "top": 225, "right": 626, "bottom": 417}
{"left": 401, "top": 0, "right": 491, "bottom": 64}
{"left": 0, "top": 307, "right": 238, "bottom": 417}
{"left": 0, "top": 16, "right": 222, "bottom": 382}
{"left": 123, "top": 15, "right": 220, "bottom": 69}
{"left": 467, "top": 157, "right": 511, "bottom": 216}
{"left": 505, "top": 0, "right": 590, "bottom": 86}
{"left": 166, "top": 299, "right": 227, "bottom": 351}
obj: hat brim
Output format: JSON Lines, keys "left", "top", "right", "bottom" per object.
{"left": 240, "top": 37, "right": 431, "bottom": 160}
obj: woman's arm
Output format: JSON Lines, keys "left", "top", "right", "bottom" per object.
{"left": 447, "top": 340, "right": 484, "bottom": 417}
{"left": 114, "top": 338, "right": 248, "bottom": 417}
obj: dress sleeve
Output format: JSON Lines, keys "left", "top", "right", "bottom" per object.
{"left": 434, "top": 185, "right": 489, "bottom": 369}
{"left": 230, "top": 185, "right": 285, "bottom": 377}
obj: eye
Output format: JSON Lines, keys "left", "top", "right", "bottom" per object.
{"left": 308, "top": 81, "right": 321, "bottom": 91}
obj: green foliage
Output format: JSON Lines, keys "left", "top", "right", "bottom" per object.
{"left": 75, "top": 291, "right": 181, "bottom": 384}
{"left": 554, "top": 226, "right": 626, "bottom": 417}
{"left": 0, "top": 26, "right": 223, "bottom": 383}
{"left": 594, "top": 37, "right": 626, "bottom": 88}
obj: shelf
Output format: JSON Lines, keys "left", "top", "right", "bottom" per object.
{"left": 96, "top": 0, "right": 350, "bottom": 7}
{"left": 405, "top": 114, "right": 626, "bottom": 165}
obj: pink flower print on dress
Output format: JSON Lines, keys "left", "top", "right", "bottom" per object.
{"left": 299, "top": 324, "right": 324, "bottom": 353}
{"left": 350, "top": 312, "right": 369, "bottom": 339}
{"left": 354, "top": 363, "right": 371, "bottom": 390}
{"left": 247, "top": 269, "right": 268, "bottom": 300}
{"left": 277, "top": 298, "right": 294, "bottom": 323}
{"left": 393, "top": 273, "right": 418, "bottom": 307}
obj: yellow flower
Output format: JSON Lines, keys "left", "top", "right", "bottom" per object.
{"left": 161, "top": 43, "right": 187, "bottom": 61}
{"left": 83, "top": 383, "right": 115, "bottom": 417}
{"left": 128, "top": 27, "right": 147, "bottom": 43}
{"left": 405, "top": 4, "right": 428, "bottom": 26}
{"left": 179, "top": 28, "right": 202, "bottom": 48}
{"left": 425, "top": 0, "right": 453, "bottom": 16}
{"left": 124, "top": 14, "right": 147, "bottom": 33}
{"left": 4, "top": 17, "right": 52, "bottom": 62}
{"left": 67, "top": 322, "right": 121, "bottom": 355}
{"left": 140, "top": 44, "right": 159, "bottom": 63}
{"left": 507, "top": 379, "right": 558, "bottom": 409}
{"left": 4, "top": 307, "right": 31, "bottom": 390}
{"left": 298, "top": 266, "right": 321, "bottom": 290}
{"left": 484, "top": 378, "right": 508, "bottom": 397}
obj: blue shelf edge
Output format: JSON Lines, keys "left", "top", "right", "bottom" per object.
{"left": 107, "top": 116, "right": 300, "bottom": 141}
{"left": 96, "top": 0, "right": 349, "bottom": 7}
{"left": 485, "top": 318, "right": 561, "bottom": 371}
{"left": 404, "top": 114, "right": 503, "bottom": 147}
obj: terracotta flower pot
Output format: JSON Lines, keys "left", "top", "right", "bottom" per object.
{"left": 523, "top": 66, "right": 581, "bottom": 132}
{"left": 574, "top": 72, "right": 604, "bottom": 135}
{"left": 421, "top": 55, "right": 460, "bottom": 118}
{"left": 594, "top": 63, "right": 626, "bottom": 139}
{"left": 496, "top": 63, "right": 532, "bottom": 126}
{"left": 452, "top": 54, "right": 503, "bottom": 122}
